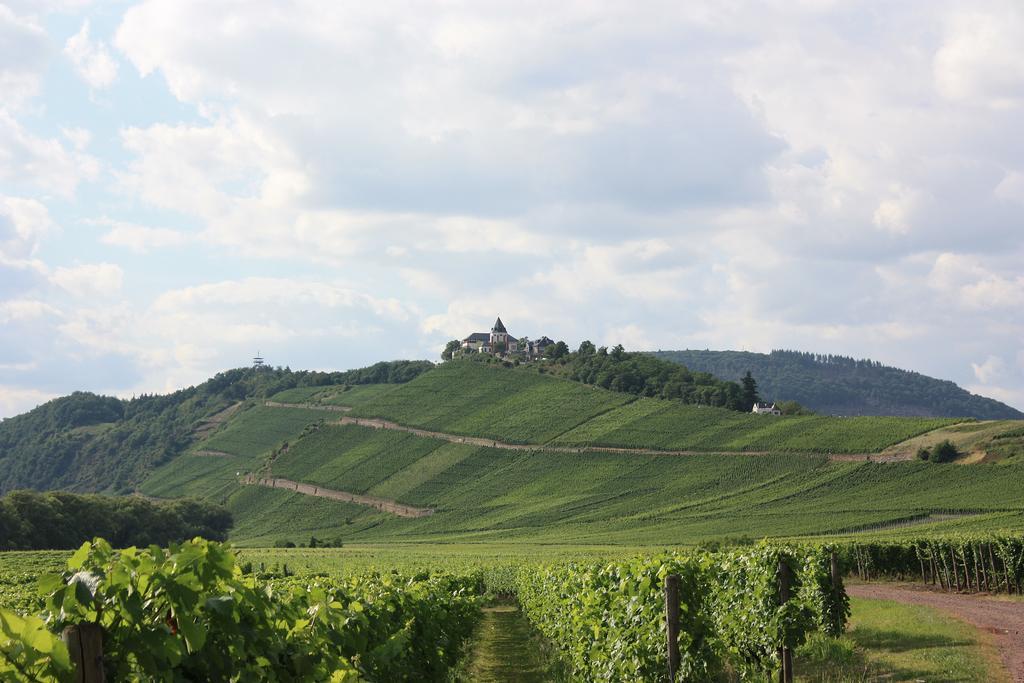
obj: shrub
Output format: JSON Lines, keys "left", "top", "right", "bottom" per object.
{"left": 929, "top": 440, "right": 960, "bottom": 463}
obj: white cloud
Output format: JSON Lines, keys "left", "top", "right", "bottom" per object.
{"left": 0, "top": 111, "right": 100, "bottom": 198}
{"left": 4, "top": 0, "right": 1024, "bottom": 418}
{"left": 604, "top": 323, "right": 653, "bottom": 350}
{"left": 0, "top": 299, "right": 61, "bottom": 323}
{"left": 51, "top": 263, "right": 124, "bottom": 298}
{"left": 972, "top": 355, "right": 1005, "bottom": 384}
{"left": 0, "top": 196, "right": 55, "bottom": 258}
{"left": 873, "top": 186, "right": 924, "bottom": 235}
{"left": 151, "top": 278, "right": 412, "bottom": 322}
{"left": 61, "top": 126, "right": 92, "bottom": 151}
{"left": 0, "top": 386, "right": 57, "bottom": 419}
{"left": 98, "top": 220, "right": 190, "bottom": 253}
{"left": 934, "top": 6, "right": 1024, "bottom": 107}
{"left": 64, "top": 19, "right": 119, "bottom": 90}
{"left": 927, "top": 253, "right": 1024, "bottom": 310}
{"left": 994, "top": 170, "right": 1024, "bottom": 205}
{"left": 0, "top": 5, "right": 49, "bottom": 109}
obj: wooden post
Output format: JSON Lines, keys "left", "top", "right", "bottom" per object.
{"left": 831, "top": 550, "right": 841, "bottom": 590}
{"left": 778, "top": 560, "right": 794, "bottom": 683}
{"left": 975, "top": 545, "right": 987, "bottom": 593}
{"left": 988, "top": 544, "right": 1002, "bottom": 593}
{"left": 664, "top": 574, "right": 681, "bottom": 683}
{"left": 62, "top": 624, "right": 104, "bottom": 683}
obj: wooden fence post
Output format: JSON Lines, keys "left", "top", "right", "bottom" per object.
{"left": 62, "top": 623, "right": 104, "bottom": 683}
{"left": 664, "top": 574, "right": 681, "bottom": 683}
{"left": 778, "top": 560, "right": 794, "bottom": 683}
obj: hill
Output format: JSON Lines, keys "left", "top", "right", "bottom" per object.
{"left": 0, "top": 361, "right": 432, "bottom": 495}
{"left": 135, "top": 360, "right": 1024, "bottom": 546}
{"left": 651, "top": 349, "right": 1024, "bottom": 419}
{"left": 6, "top": 358, "right": 1023, "bottom": 548}
{"left": 346, "top": 361, "right": 957, "bottom": 453}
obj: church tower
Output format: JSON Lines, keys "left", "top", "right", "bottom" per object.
{"left": 489, "top": 316, "right": 509, "bottom": 350}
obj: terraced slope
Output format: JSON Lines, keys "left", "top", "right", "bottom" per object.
{"left": 140, "top": 404, "right": 326, "bottom": 501}
{"left": 144, "top": 414, "right": 1024, "bottom": 546}
{"left": 348, "top": 362, "right": 633, "bottom": 444}
{"left": 549, "top": 400, "right": 956, "bottom": 453}
{"left": 137, "top": 362, "right": 1024, "bottom": 546}
{"left": 347, "top": 362, "right": 958, "bottom": 454}
{"left": 265, "top": 383, "right": 399, "bottom": 407}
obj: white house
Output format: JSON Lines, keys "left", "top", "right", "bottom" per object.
{"left": 752, "top": 402, "right": 782, "bottom": 415}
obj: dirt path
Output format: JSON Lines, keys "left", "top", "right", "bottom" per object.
{"left": 264, "top": 401, "right": 352, "bottom": 412}
{"left": 258, "top": 401, "right": 963, "bottom": 463}
{"left": 193, "top": 449, "right": 235, "bottom": 457}
{"left": 848, "top": 584, "right": 1024, "bottom": 681}
{"left": 458, "top": 606, "right": 551, "bottom": 683}
{"left": 331, "top": 414, "right": 891, "bottom": 461}
{"left": 193, "top": 401, "right": 245, "bottom": 439}
{"left": 334, "top": 415, "right": 781, "bottom": 457}
{"left": 241, "top": 475, "right": 434, "bottom": 518}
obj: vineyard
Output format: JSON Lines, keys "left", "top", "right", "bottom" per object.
{"left": 348, "top": 361, "right": 633, "bottom": 444}
{"left": 839, "top": 534, "right": 1024, "bottom": 594}
{"left": 268, "top": 384, "right": 399, "bottom": 408}
{"left": 0, "top": 539, "right": 482, "bottom": 682}
{"left": 346, "top": 362, "right": 960, "bottom": 453}
{"left": 1, "top": 538, "right": 851, "bottom": 682}
{"left": 198, "top": 405, "right": 326, "bottom": 457}
{"left": 517, "top": 545, "right": 847, "bottom": 681}
{"left": 124, "top": 361, "right": 1023, "bottom": 551}
{"left": 6, "top": 534, "right": 1024, "bottom": 680}
{"left": 549, "top": 403, "right": 957, "bottom": 453}
{"left": 234, "top": 424, "right": 1024, "bottom": 546}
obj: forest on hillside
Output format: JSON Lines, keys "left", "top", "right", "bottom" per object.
{"left": 0, "top": 360, "right": 432, "bottom": 495}
{"left": 0, "top": 490, "right": 231, "bottom": 550}
{"left": 652, "top": 350, "right": 1023, "bottom": 419}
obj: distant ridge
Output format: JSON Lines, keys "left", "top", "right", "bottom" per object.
{"left": 651, "top": 349, "right": 1023, "bottom": 420}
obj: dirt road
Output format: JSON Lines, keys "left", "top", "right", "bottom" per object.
{"left": 261, "top": 400, "right": 906, "bottom": 461}
{"left": 241, "top": 475, "right": 434, "bottom": 518}
{"left": 263, "top": 401, "right": 352, "bottom": 412}
{"left": 848, "top": 584, "right": 1024, "bottom": 681}
{"left": 333, "top": 415, "right": 786, "bottom": 458}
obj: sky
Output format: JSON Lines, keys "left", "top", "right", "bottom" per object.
{"left": 1, "top": 0, "right": 1023, "bottom": 418}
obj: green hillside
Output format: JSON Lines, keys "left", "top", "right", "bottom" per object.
{"left": 348, "top": 361, "right": 633, "bottom": 444}
{"left": 652, "top": 349, "right": 1024, "bottom": 419}
{"left": 347, "top": 361, "right": 957, "bottom": 453}
{"left": 0, "top": 361, "right": 431, "bottom": 495}
{"left": 142, "top": 416, "right": 1024, "bottom": 547}
{"left": 10, "top": 357, "right": 1024, "bottom": 550}
{"left": 133, "top": 360, "right": 1024, "bottom": 547}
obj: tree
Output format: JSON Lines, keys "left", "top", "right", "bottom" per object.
{"left": 929, "top": 440, "right": 960, "bottom": 463}
{"left": 610, "top": 344, "right": 626, "bottom": 361}
{"left": 546, "top": 341, "right": 569, "bottom": 360}
{"left": 577, "top": 340, "right": 596, "bottom": 356}
{"left": 740, "top": 371, "right": 760, "bottom": 412}
{"left": 441, "top": 340, "right": 461, "bottom": 361}
{"left": 776, "top": 400, "right": 812, "bottom": 416}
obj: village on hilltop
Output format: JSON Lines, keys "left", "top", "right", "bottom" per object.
{"left": 450, "top": 317, "right": 784, "bottom": 416}
{"left": 458, "top": 317, "right": 555, "bottom": 360}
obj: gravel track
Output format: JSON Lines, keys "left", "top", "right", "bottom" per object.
{"left": 848, "top": 583, "right": 1024, "bottom": 681}
{"left": 241, "top": 475, "right": 434, "bottom": 518}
